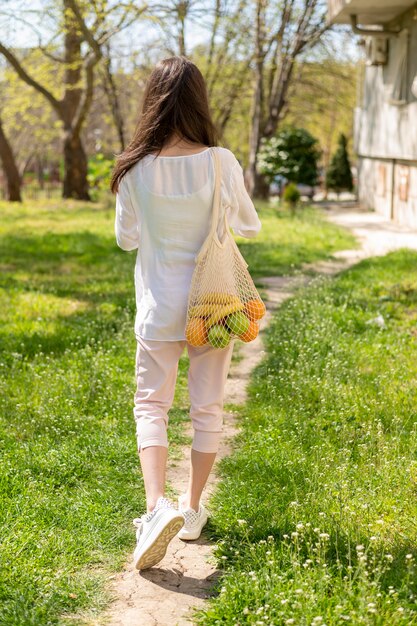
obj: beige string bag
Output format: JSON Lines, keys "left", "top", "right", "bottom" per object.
{"left": 185, "top": 146, "right": 266, "bottom": 349}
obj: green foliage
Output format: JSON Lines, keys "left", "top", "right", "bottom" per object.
{"left": 87, "top": 153, "right": 114, "bottom": 199}
{"left": 257, "top": 127, "right": 321, "bottom": 186}
{"left": 234, "top": 203, "right": 356, "bottom": 279}
{"left": 195, "top": 250, "right": 417, "bottom": 625}
{"left": 282, "top": 182, "right": 301, "bottom": 209}
{"left": 286, "top": 61, "right": 358, "bottom": 171}
{"left": 192, "top": 49, "right": 253, "bottom": 166}
{"left": 0, "top": 198, "right": 191, "bottom": 625}
{"left": 1, "top": 51, "right": 62, "bottom": 166}
{"left": 0, "top": 196, "right": 355, "bottom": 624}
{"left": 326, "top": 133, "right": 354, "bottom": 192}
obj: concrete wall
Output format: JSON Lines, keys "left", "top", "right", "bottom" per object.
{"left": 357, "top": 20, "right": 417, "bottom": 160}
{"left": 355, "top": 8, "right": 417, "bottom": 227}
{"left": 358, "top": 157, "right": 417, "bottom": 228}
{"left": 394, "top": 161, "right": 417, "bottom": 227}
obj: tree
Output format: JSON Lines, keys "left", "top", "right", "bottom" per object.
{"left": 325, "top": 133, "right": 353, "bottom": 193}
{"left": 0, "top": 2, "right": 99, "bottom": 199}
{"left": 257, "top": 126, "right": 320, "bottom": 187}
{"left": 151, "top": 0, "right": 253, "bottom": 144}
{"left": 201, "top": 0, "right": 253, "bottom": 141}
{"left": 0, "top": 112, "right": 21, "bottom": 201}
{"left": 246, "top": 0, "right": 329, "bottom": 197}
{"left": 0, "top": 50, "right": 63, "bottom": 192}
{"left": 100, "top": 46, "right": 127, "bottom": 152}
{"left": 285, "top": 59, "right": 357, "bottom": 175}
{"left": 0, "top": 0, "right": 143, "bottom": 199}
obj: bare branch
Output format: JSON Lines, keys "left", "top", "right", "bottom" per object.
{"left": 0, "top": 43, "right": 62, "bottom": 115}
{"left": 71, "top": 51, "right": 97, "bottom": 136}
{"left": 206, "top": 0, "right": 250, "bottom": 96}
{"left": 101, "top": 46, "right": 126, "bottom": 150}
{"left": 38, "top": 46, "right": 65, "bottom": 63}
{"left": 65, "top": 0, "right": 102, "bottom": 58}
{"left": 206, "top": 0, "right": 222, "bottom": 80}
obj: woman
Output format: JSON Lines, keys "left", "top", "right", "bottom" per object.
{"left": 111, "top": 55, "right": 261, "bottom": 571}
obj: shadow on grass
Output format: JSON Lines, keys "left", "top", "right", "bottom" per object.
{"left": 0, "top": 231, "right": 132, "bottom": 290}
{"left": 0, "top": 231, "right": 136, "bottom": 358}
{"left": 0, "top": 309, "right": 128, "bottom": 359}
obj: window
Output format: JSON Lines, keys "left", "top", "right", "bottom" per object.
{"left": 390, "top": 29, "right": 409, "bottom": 105}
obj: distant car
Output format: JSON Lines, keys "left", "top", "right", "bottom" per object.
{"left": 296, "top": 183, "right": 315, "bottom": 199}
{"left": 269, "top": 176, "right": 315, "bottom": 199}
{"left": 269, "top": 175, "right": 285, "bottom": 196}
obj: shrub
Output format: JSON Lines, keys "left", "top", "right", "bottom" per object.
{"left": 326, "top": 133, "right": 354, "bottom": 193}
{"left": 283, "top": 183, "right": 301, "bottom": 213}
{"left": 87, "top": 153, "right": 114, "bottom": 200}
{"left": 257, "top": 127, "right": 321, "bottom": 187}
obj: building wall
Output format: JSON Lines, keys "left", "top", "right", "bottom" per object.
{"left": 394, "top": 161, "right": 417, "bottom": 227}
{"left": 356, "top": 25, "right": 417, "bottom": 160}
{"left": 355, "top": 8, "right": 417, "bottom": 227}
{"left": 358, "top": 157, "right": 417, "bottom": 228}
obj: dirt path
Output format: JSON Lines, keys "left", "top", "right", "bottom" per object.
{"left": 98, "top": 206, "right": 417, "bottom": 626}
{"left": 98, "top": 276, "right": 301, "bottom": 626}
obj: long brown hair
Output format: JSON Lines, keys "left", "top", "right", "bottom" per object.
{"left": 110, "top": 56, "right": 219, "bottom": 193}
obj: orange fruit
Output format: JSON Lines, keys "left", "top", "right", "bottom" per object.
{"left": 244, "top": 299, "right": 266, "bottom": 321}
{"left": 186, "top": 318, "right": 208, "bottom": 346}
{"left": 239, "top": 320, "right": 259, "bottom": 342}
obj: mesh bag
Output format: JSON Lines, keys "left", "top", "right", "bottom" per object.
{"left": 185, "top": 147, "right": 266, "bottom": 349}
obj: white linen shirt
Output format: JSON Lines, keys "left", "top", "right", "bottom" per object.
{"left": 115, "top": 146, "right": 262, "bottom": 341}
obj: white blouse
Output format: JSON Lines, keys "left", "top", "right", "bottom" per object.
{"left": 115, "top": 146, "right": 262, "bottom": 341}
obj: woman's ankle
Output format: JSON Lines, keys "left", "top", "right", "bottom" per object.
{"left": 147, "top": 494, "right": 165, "bottom": 513}
{"left": 181, "top": 493, "right": 200, "bottom": 512}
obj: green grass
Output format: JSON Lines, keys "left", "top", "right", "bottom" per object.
{"left": 236, "top": 201, "right": 356, "bottom": 279}
{"left": 0, "top": 199, "right": 191, "bottom": 625}
{"left": 0, "top": 197, "right": 354, "bottom": 625}
{"left": 196, "top": 249, "right": 417, "bottom": 625}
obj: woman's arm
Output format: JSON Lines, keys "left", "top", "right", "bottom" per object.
{"left": 227, "top": 161, "right": 262, "bottom": 239}
{"left": 115, "top": 175, "right": 140, "bottom": 251}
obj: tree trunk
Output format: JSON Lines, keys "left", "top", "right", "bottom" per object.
{"left": 37, "top": 154, "right": 45, "bottom": 189}
{"left": 102, "top": 54, "right": 125, "bottom": 151}
{"left": 177, "top": 1, "right": 187, "bottom": 55}
{"left": 0, "top": 116, "right": 22, "bottom": 202}
{"left": 63, "top": 131, "right": 90, "bottom": 200}
{"left": 247, "top": 89, "right": 270, "bottom": 199}
{"left": 253, "top": 170, "right": 270, "bottom": 199}
{"left": 247, "top": 74, "right": 262, "bottom": 196}
{"left": 246, "top": 0, "right": 266, "bottom": 198}
{"left": 0, "top": 0, "right": 105, "bottom": 201}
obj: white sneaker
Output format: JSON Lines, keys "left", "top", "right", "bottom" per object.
{"left": 177, "top": 494, "right": 208, "bottom": 541}
{"left": 132, "top": 496, "right": 184, "bottom": 570}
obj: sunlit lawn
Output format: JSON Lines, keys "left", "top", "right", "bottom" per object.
{"left": 236, "top": 200, "right": 356, "bottom": 279}
{"left": 0, "top": 196, "right": 355, "bottom": 624}
{"left": 197, "top": 250, "right": 417, "bottom": 625}
{"left": 0, "top": 198, "right": 190, "bottom": 625}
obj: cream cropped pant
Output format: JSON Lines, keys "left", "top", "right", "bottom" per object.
{"left": 133, "top": 335, "right": 235, "bottom": 454}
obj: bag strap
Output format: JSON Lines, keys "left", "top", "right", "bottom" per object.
{"left": 208, "top": 146, "right": 222, "bottom": 237}
{"left": 195, "top": 147, "right": 228, "bottom": 262}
